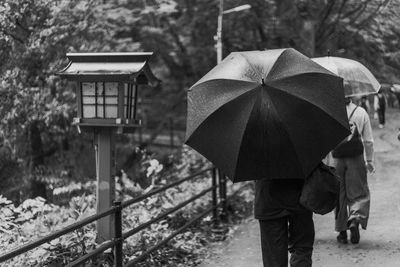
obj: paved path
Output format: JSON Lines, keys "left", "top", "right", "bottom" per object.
{"left": 200, "top": 108, "right": 400, "bottom": 267}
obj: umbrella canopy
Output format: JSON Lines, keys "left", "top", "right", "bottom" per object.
{"left": 391, "top": 84, "right": 400, "bottom": 94}
{"left": 312, "top": 56, "right": 381, "bottom": 97}
{"left": 380, "top": 83, "right": 392, "bottom": 93}
{"left": 185, "top": 48, "right": 350, "bottom": 182}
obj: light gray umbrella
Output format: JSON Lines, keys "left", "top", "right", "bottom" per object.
{"left": 392, "top": 84, "right": 400, "bottom": 93}
{"left": 312, "top": 56, "right": 381, "bottom": 97}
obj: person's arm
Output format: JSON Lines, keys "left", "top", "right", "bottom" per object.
{"left": 364, "top": 142, "right": 375, "bottom": 173}
{"left": 374, "top": 95, "right": 379, "bottom": 111}
{"left": 361, "top": 113, "right": 375, "bottom": 172}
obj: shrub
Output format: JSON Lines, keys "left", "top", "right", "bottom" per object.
{"left": 0, "top": 147, "right": 254, "bottom": 266}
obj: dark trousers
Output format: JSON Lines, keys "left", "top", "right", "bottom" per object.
{"left": 259, "top": 212, "right": 314, "bottom": 267}
{"left": 377, "top": 108, "right": 385, "bottom": 125}
{"left": 395, "top": 93, "right": 400, "bottom": 109}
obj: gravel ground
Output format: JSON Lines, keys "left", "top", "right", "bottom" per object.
{"left": 199, "top": 108, "right": 400, "bottom": 267}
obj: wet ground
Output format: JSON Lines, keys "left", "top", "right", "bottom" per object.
{"left": 200, "top": 108, "right": 400, "bottom": 267}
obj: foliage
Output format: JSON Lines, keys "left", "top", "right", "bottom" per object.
{"left": 0, "top": 194, "right": 97, "bottom": 266}
{"left": 117, "top": 148, "right": 253, "bottom": 266}
{"left": 1, "top": 0, "right": 399, "bottom": 264}
{"left": 0, "top": 148, "right": 254, "bottom": 266}
{"left": 312, "top": 0, "right": 400, "bottom": 82}
{"left": 1, "top": 0, "right": 400, "bottom": 202}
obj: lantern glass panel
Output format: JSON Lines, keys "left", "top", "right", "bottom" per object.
{"left": 83, "top": 105, "right": 96, "bottom": 118}
{"left": 97, "top": 106, "right": 118, "bottom": 118}
{"left": 81, "top": 82, "right": 96, "bottom": 118}
{"left": 82, "top": 96, "right": 96, "bottom": 104}
{"left": 124, "top": 83, "right": 136, "bottom": 119}
{"left": 81, "top": 82, "right": 119, "bottom": 118}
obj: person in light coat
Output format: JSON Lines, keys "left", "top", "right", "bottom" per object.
{"left": 328, "top": 97, "right": 375, "bottom": 244}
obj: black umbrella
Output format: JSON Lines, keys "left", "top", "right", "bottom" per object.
{"left": 185, "top": 48, "right": 350, "bottom": 182}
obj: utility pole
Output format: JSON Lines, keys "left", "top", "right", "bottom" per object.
{"left": 216, "top": 0, "right": 224, "bottom": 64}
{"left": 215, "top": 1, "right": 251, "bottom": 64}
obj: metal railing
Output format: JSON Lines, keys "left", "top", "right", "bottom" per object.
{"left": 0, "top": 166, "right": 227, "bottom": 266}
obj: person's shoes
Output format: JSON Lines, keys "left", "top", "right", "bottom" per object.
{"left": 349, "top": 220, "right": 360, "bottom": 244}
{"left": 337, "top": 231, "right": 348, "bottom": 244}
{"left": 379, "top": 124, "right": 384, "bottom": 129}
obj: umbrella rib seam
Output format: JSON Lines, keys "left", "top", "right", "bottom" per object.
{"left": 236, "top": 53, "right": 264, "bottom": 83}
{"left": 264, "top": 92, "right": 306, "bottom": 177}
{"left": 263, "top": 88, "right": 345, "bottom": 177}
{"left": 190, "top": 78, "right": 259, "bottom": 91}
{"left": 265, "top": 85, "right": 348, "bottom": 129}
{"left": 186, "top": 80, "right": 260, "bottom": 139}
{"left": 232, "top": 89, "right": 260, "bottom": 179}
{"left": 266, "top": 72, "right": 338, "bottom": 84}
{"left": 265, "top": 74, "right": 348, "bottom": 129}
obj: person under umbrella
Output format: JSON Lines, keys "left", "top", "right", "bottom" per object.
{"left": 391, "top": 84, "right": 400, "bottom": 109}
{"left": 329, "top": 97, "right": 375, "bottom": 244}
{"left": 359, "top": 96, "right": 370, "bottom": 113}
{"left": 186, "top": 48, "right": 350, "bottom": 266}
{"left": 313, "top": 56, "right": 379, "bottom": 245}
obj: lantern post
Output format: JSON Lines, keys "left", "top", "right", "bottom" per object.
{"left": 58, "top": 52, "right": 159, "bottom": 242}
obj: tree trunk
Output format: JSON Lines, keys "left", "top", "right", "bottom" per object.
{"left": 29, "top": 120, "right": 47, "bottom": 199}
{"left": 30, "top": 121, "right": 44, "bottom": 167}
{"left": 299, "top": 20, "right": 316, "bottom": 57}
{"left": 274, "top": 0, "right": 326, "bottom": 57}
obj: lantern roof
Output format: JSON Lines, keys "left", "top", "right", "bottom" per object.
{"left": 58, "top": 52, "right": 159, "bottom": 85}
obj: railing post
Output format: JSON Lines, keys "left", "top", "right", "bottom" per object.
{"left": 113, "top": 201, "right": 123, "bottom": 267}
{"left": 211, "top": 167, "right": 218, "bottom": 227}
{"left": 169, "top": 117, "right": 174, "bottom": 149}
{"left": 223, "top": 172, "right": 227, "bottom": 217}
{"left": 218, "top": 169, "right": 228, "bottom": 222}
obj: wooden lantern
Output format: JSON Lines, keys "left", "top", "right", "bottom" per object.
{"left": 58, "top": 52, "right": 159, "bottom": 132}
{"left": 57, "top": 52, "right": 159, "bottom": 242}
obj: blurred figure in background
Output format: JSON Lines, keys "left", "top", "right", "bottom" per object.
{"left": 360, "top": 96, "right": 370, "bottom": 113}
{"left": 391, "top": 84, "right": 400, "bottom": 109}
{"left": 397, "top": 128, "right": 400, "bottom": 141}
{"left": 0, "top": 132, "right": 11, "bottom": 162}
{"left": 374, "top": 90, "right": 386, "bottom": 128}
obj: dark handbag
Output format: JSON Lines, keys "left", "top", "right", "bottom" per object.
{"left": 332, "top": 106, "right": 364, "bottom": 158}
{"left": 300, "top": 162, "right": 340, "bottom": 215}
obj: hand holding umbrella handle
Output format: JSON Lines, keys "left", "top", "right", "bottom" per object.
{"left": 366, "top": 160, "right": 375, "bottom": 174}
{"left": 397, "top": 128, "right": 400, "bottom": 141}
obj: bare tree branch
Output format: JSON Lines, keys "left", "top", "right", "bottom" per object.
{"left": 342, "top": 1, "right": 367, "bottom": 18}
{"left": 355, "top": 0, "right": 391, "bottom": 29}
{"left": 316, "top": 0, "right": 348, "bottom": 48}
{"left": 15, "top": 19, "right": 32, "bottom": 35}
{"left": 1, "top": 30, "right": 25, "bottom": 44}
{"left": 317, "top": 0, "right": 336, "bottom": 34}
{"left": 346, "top": 3, "right": 368, "bottom": 25}
{"left": 168, "top": 25, "right": 195, "bottom": 77}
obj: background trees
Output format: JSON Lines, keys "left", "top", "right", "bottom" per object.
{"left": 1, "top": 0, "right": 399, "bottom": 201}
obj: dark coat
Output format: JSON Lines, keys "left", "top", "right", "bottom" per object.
{"left": 254, "top": 179, "right": 308, "bottom": 220}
